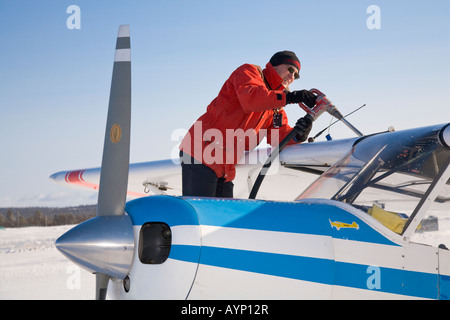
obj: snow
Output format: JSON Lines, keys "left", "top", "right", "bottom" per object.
{"left": 0, "top": 225, "right": 94, "bottom": 299}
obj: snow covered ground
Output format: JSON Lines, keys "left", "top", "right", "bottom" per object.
{"left": 0, "top": 225, "right": 95, "bottom": 299}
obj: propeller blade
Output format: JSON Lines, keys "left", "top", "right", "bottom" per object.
{"left": 97, "top": 24, "right": 131, "bottom": 217}
{"left": 96, "top": 273, "right": 110, "bottom": 300}
{"left": 95, "top": 24, "right": 132, "bottom": 300}
{"left": 56, "top": 25, "right": 134, "bottom": 301}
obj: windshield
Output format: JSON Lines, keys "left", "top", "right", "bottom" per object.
{"left": 297, "top": 124, "right": 450, "bottom": 244}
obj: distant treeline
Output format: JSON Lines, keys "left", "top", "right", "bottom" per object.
{"left": 0, "top": 205, "right": 96, "bottom": 228}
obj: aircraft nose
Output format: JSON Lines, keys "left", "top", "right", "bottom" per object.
{"left": 56, "top": 215, "right": 134, "bottom": 279}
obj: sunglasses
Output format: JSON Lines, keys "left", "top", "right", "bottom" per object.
{"left": 288, "top": 66, "right": 300, "bottom": 80}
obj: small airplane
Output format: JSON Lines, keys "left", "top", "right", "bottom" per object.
{"left": 329, "top": 220, "right": 359, "bottom": 231}
{"left": 53, "top": 25, "right": 450, "bottom": 300}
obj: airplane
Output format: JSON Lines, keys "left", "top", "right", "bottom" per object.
{"left": 52, "top": 25, "right": 450, "bottom": 300}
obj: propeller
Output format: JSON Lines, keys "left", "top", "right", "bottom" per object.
{"left": 56, "top": 25, "right": 134, "bottom": 300}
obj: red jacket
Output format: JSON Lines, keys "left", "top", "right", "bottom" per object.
{"left": 180, "top": 62, "right": 297, "bottom": 181}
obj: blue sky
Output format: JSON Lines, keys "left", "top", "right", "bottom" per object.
{"left": 0, "top": 0, "right": 449, "bottom": 207}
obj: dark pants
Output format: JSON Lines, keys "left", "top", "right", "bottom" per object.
{"left": 180, "top": 151, "right": 234, "bottom": 198}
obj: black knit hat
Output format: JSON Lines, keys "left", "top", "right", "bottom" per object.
{"left": 269, "top": 51, "right": 301, "bottom": 72}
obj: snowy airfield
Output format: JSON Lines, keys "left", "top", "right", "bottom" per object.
{"left": 0, "top": 225, "right": 94, "bottom": 299}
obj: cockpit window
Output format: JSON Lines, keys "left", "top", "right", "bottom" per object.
{"left": 297, "top": 125, "right": 450, "bottom": 244}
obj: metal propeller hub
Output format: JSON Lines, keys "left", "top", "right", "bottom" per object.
{"left": 55, "top": 215, "right": 134, "bottom": 279}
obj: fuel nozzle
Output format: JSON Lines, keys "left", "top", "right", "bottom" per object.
{"left": 299, "top": 88, "right": 364, "bottom": 137}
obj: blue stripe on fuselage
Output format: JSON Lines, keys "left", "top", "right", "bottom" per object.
{"left": 170, "top": 244, "right": 438, "bottom": 299}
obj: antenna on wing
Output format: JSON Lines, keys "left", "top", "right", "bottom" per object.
{"left": 308, "top": 104, "right": 366, "bottom": 142}
{"left": 56, "top": 25, "right": 134, "bottom": 300}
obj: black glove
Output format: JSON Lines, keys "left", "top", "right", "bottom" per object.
{"left": 294, "top": 115, "right": 313, "bottom": 143}
{"left": 286, "top": 90, "right": 316, "bottom": 108}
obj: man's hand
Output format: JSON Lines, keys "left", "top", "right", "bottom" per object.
{"left": 286, "top": 90, "right": 316, "bottom": 108}
{"left": 293, "top": 115, "right": 313, "bottom": 142}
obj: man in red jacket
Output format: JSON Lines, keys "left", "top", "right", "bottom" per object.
{"left": 179, "top": 51, "right": 316, "bottom": 198}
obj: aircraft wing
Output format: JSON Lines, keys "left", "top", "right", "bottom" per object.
{"left": 49, "top": 137, "right": 358, "bottom": 201}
